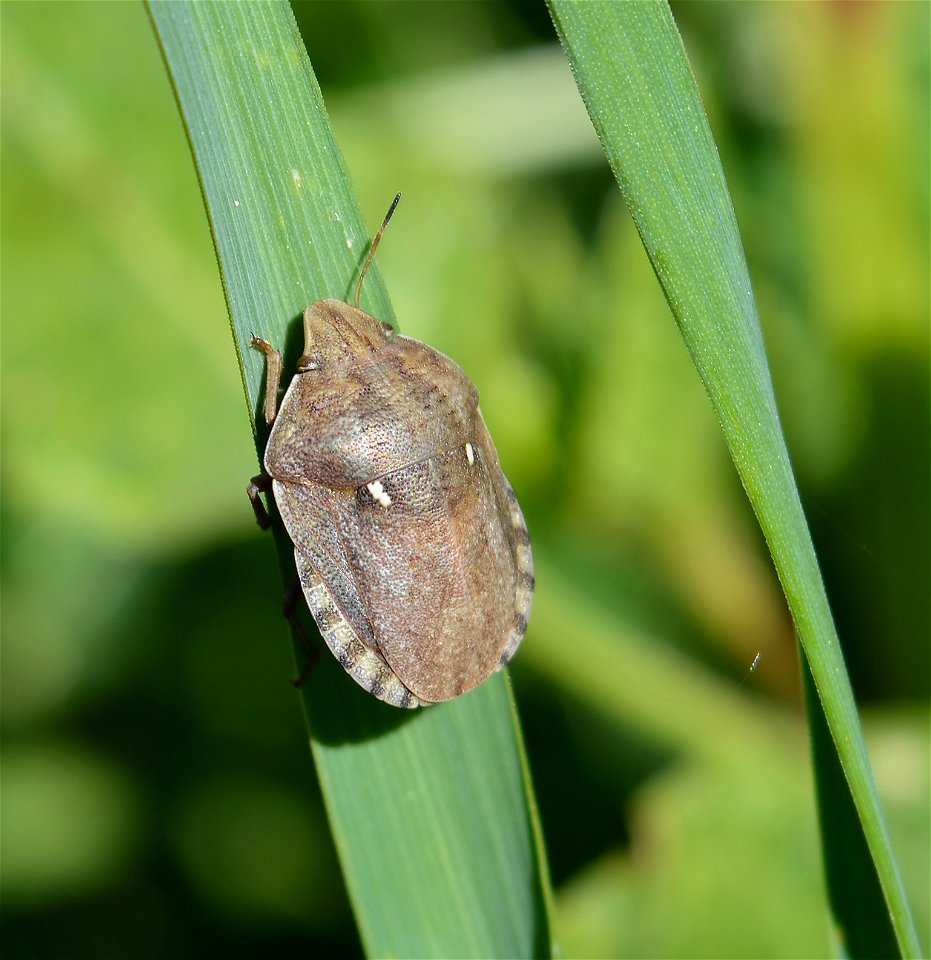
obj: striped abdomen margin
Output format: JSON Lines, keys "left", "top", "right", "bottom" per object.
{"left": 496, "top": 475, "right": 535, "bottom": 670}
{"left": 295, "top": 551, "right": 422, "bottom": 709}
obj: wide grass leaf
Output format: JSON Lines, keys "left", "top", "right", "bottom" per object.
{"left": 148, "top": 2, "right": 551, "bottom": 956}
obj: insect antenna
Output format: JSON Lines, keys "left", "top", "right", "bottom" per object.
{"left": 354, "top": 192, "right": 401, "bottom": 309}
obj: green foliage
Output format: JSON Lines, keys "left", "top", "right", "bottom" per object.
{"left": 548, "top": 2, "right": 921, "bottom": 955}
{"left": 2, "top": 2, "right": 927, "bottom": 958}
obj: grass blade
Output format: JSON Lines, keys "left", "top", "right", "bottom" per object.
{"left": 148, "top": 2, "right": 552, "bottom": 955}
{"left": 547, "top": 1, "right": 921, "bottom": 955}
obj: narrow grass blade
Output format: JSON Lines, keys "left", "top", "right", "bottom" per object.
{"left": 148, "top": 3, "right": 552, "bottom": 956}
{"left": 547, "top": 1, "right": 921, "bottom": 956}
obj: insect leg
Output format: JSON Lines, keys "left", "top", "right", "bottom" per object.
{"left": 247, "top": 473, "right": 273, "bottom": 529}
{"left": 250, "top": 336, "right": 283, "bottom": 425}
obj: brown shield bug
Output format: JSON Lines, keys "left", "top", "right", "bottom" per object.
{"left": 248, "top": 195, "right": 533, "bottom": 708}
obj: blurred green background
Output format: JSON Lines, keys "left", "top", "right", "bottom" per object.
{"left": 2, "top": 2, "right": 928, "bottom": 958}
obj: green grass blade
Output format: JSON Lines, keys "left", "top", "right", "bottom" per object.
{"left": 802, "top": 658, "right": 900, "bottom": 958}
{"left": 147, "top": 3, "right": 552, "bottom": 956}
{"left": 547, "top": 2, "right": 921, "bottom": 956}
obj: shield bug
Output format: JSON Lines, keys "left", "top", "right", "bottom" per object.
{"left": 249, "top": 195, "right": 533, "bottom": 708}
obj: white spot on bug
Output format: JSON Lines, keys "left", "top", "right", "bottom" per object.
{"left": 465, "top": 442, "right": 475, "bottom": 465}
{"left": 346, "top": 239, "right": 353, "bottom": 249}
{"left": 366, "top": 480, "right": 392, "bottom": 508}
{"left": 233, "top": 199, "right": 240, "bottom": 207}
{"left": 291, "top": 168, "right": 303, "bottom": 189}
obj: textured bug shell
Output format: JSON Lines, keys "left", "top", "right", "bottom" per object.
{"left": 264, "top": 299, "right": 534, "bottom": 707}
